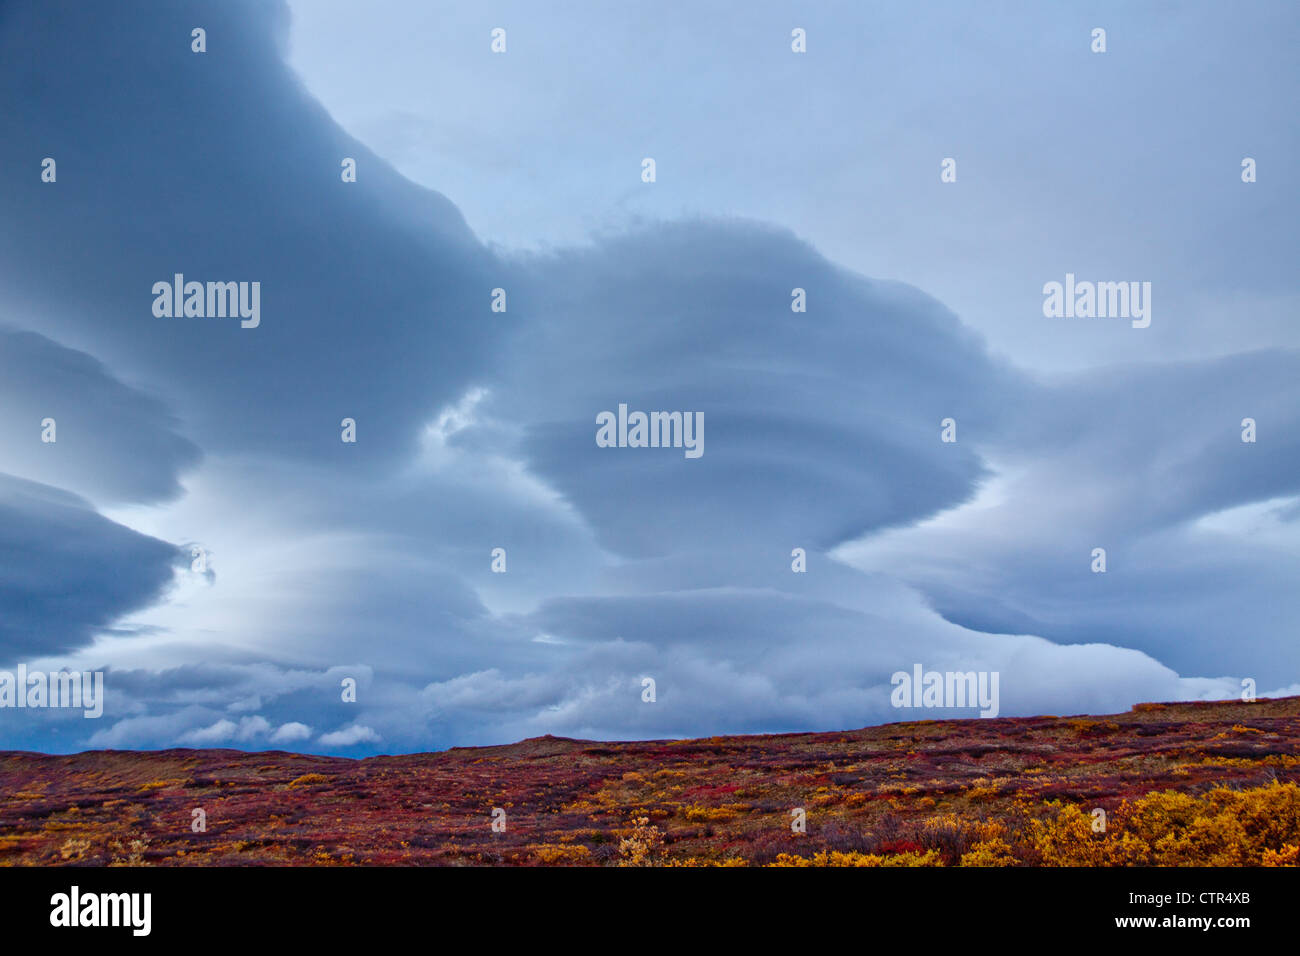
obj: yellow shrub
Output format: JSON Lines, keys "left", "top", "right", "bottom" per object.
{"left": 531, "top": 844, "right": 592, "bottom": 865}
{"left": 1030, "top": 803, "right": 1120, "bottom": 866}
{"left": 921, "top": 811, "right": 1006, "bottom": 844}
{"left": 682, "top": 804, "right": 742, "bottom": 821}
{"left": 1032, "top": 782, "right": 1300, "bottom": 866}
{"left": 960, "top": 838, "right": 1018, "bottom": 867}
{"left": 667, "top": 856, "right": 749, "bottom": 867}
{"left": 768, "top": 850, "right": 941, "bottom": 867}
{"left": 617, "top": 817, "right": 665, "bottom": 866}
{"left": 287, "top": 773, "right": 330, "bottom": 789}
{"left": 1261, "top": 844, "right": 1299, "bottom": 867}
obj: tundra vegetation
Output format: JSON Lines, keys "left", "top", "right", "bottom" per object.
{"left": 1, "top": 697, "right": 1297, "bottom": 866}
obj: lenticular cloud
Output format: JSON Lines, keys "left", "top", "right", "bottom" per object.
{"left": 0, "top": 0, "right": 1295, "bottom": 755}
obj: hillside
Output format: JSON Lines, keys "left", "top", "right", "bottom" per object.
{"left": 3, "top": 696, "right": 1299, "bottom": 866}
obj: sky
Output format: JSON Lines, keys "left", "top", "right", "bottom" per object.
{"left": 0, "top": 0, "right": 1297, "bottom": 756}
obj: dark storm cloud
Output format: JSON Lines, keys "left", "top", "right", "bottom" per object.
{"left": 0, "top": 328, "right": 200, "bottom": 504}
{"left": 0, "top": 474, "right": 180, "bottom": 660}
{"left": 0, "top": 0, "right": 503, "bottom": 469}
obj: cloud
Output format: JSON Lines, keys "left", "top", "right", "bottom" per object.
{"left": 270, "top": 721, "right": 313, "bottom": 744}
{"left": 178, "top": 715, "right": 274, "bottom": 745}
{"left": 0, "top": 474, "right": 181, "bottom": 661}
{"left": 0, "top": 0, "right": 1294, "bottom": 757}
{"left": 486, "top": 223, "right": 1019, "bottom": 558}
{"left": 0, "top": 329, "right": 201, "bottom": 505}
{"left": 180, "top": 719, "right": 239, "bottom": 745}
{"left": 410, "top": 585, "right": 1242, "bottom": 745}
{"left": 88, "top": 711, "right": 213, "bottom": 750}
{"left": 0, "top": 0, "right": 503, "bottom": 471}
{"left": 836, "top": 349, "right": 1300, "bottom": 677}
{"left": 318, "top": 724, "right": 381, "bottom": 747}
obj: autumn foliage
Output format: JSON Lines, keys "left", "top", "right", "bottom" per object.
{"left": 2, "top": 696, "right": 1298, "bottom": 866}
{"left": 1029, "top": 781, "right": 1300, "bottom": 866}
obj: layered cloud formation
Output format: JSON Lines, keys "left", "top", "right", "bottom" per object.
{"left": 0, "top": 0, "right": 1296, "bottom": 754}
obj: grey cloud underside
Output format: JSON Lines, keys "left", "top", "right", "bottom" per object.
{"left": 0, "top": 329, "right": 197, "bottom": 663}
{"left": 0, "top": 329, "right": 201, "bottom": 505}
{"left": 0, "top": 475, "right": 180, "bottom": 661}
{"left": 496, "top": 224, "right": 1017, "bottom": 556}
{"left": 0, "top": 0, "right": 1294, "bottom": 753}
{"left": 0, "top": 0, "right": 498, "bottom": 469}
{"left": 844, "top": 348, "right": 1300, "bottom": 678}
